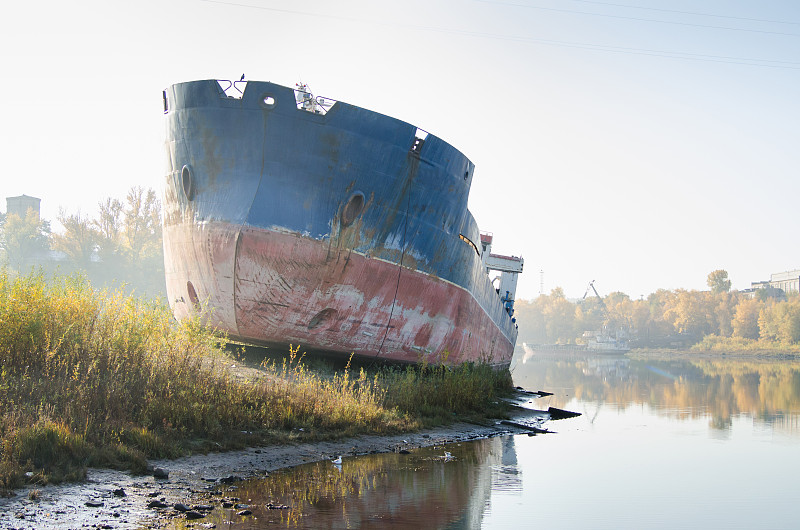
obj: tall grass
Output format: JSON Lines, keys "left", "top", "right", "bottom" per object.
{"left": 380, "top": 361, "right": 513, "bottom": 425}
{"left": 0, "top": 270, "right": 514, "bottom": 494}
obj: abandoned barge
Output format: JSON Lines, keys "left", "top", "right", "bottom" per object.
{"left": 162, "top": 79, "right": 523, "bottom": 366}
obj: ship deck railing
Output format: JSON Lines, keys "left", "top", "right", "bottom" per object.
{"left": 215, "top": 79, "right": 338, "bottom": 115}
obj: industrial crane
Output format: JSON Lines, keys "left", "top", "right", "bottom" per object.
{"left": 580, "top": 280, "right": 630, "bottom": 352}
{"left": 583, "top": 280, "right": 607, "bottom": 311}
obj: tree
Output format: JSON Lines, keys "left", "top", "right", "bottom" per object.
{"left": 123, "top": 186, "right": 162, "bottom": 263}
{"left": 515, "top": 288, "right": 578, "bottom": 345}
{"left": 514, "top": 299, "right": 547, "bottom": 344}
{"left": 712, "top": 291, "right": 737, "bottom": 337}
{"left": 732, "top": 297, "right": 761, "bottom": 339}
{"left": 542, "top": 288, "right": 577, "bottom": 343}
{"left": 663, "top": 289, "right": 713, "bottom": 337}
{"left": 0, "top": 208, "right": 51, "bottom": 269}
{"left": 574, "top": 297, "right": 605, "bottom": 340}
{"left": 95, "top": 197, "right": 124, "bottom": 261}
{"left": 707, "top": 270, "right": 731, "bottom": 294}
{"left": 52, "top": 209, "right": 97, "bottom": 268}
{"left": 603, "top": 291, "right": 633, "bottom": 336}
{"left": 759, "top": 299, "right": 800, "bottom": 344}
{"left": 630, "top": 299, "right": 652, "bottom": 338}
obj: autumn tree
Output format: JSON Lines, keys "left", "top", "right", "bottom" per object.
{"left": 43, "top": 187, "right": 165, "bottom": 297}
{"left": 663, "top": 289, "right": 714, "bottom": 338}
{"left": 52, "top": 209, "right": 97, "bottom": 269}
{"left": 759, "top": 298, "right": 800, "bottom": 344}
{"left": 732, "top": 297, "right": 761, "bottom": 339}
{"left": 648, "top": 289, "right": 677, "bottom": 323}
{"left": 95, "top": 197, "right": 124, "bottom": 262}
{"left": 630, "top": 299, "right": 652, "bottom": 337}
{"left": 106, "top": 187, "right": 164, "bottom": 296}
{"left": 513, "top": 299, "right": 547, "bottom": 344}
{"left": 603, "top": 291, "right": 633, "bottom": 337}
{"left": 122, "top": 187, "right": 161, "bottom": 263}
{"left": 0, "top": 208, "right": 51, "bottom": 269}
{"left": 707, "top": 269, "right": 732, "bottom": 294}
{"left": 711, "top": 291, "right": 738, "bottom": 337}
{"left": 514, "top": 288, "right": 578, "bottom": 345}
{"left": 574, "top": 296, "right": 605, "bottom": 339}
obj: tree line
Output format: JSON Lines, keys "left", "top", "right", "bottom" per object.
{"left": 0, "top": 187, "right": 164, "bottom": 297}
{"left": 514, "top": 270, "right": 800, "bottom": 350}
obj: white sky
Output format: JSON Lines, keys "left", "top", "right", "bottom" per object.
{"left": 1, "top": 0, "right": 798, "bottom": 300}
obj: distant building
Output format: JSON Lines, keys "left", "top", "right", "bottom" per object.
{"left": 751, "top": 270, "right": 800, "bottom": 295}
{"left": 6, "top": 194, "right": 41, "bottom": 220}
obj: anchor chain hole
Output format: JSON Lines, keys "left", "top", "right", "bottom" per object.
{"left": 341, "top": 191, "right": 365, "bottom": 227}
{"left": 181, "top": 165, "right": 194, "bottom": 201}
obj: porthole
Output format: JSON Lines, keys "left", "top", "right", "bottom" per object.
{"left": 181, "top": 165, "right": 194, "bottom": 201}
{"left": 341, "top": 191, "right": 365, "bottom": 227}
{"left": 261, "top": 94, "right": 276, "bottom": 109}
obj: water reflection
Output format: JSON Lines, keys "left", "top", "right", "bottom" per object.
{"left": 490, "top": 436, "right": 521, "bottom": 494}
{"left": 171, "top": 437, "right": 518, "bottom": 529}
{"left": 167, "top": 354, "right": 800, "bottom": 529}
{"left": 512, "top": 353, "right": 800, "bottom": 432}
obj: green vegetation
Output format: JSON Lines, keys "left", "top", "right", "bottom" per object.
{"left": 0, "top": 271, "right": 513, "bottom": 495}
{"left": 514, "top": 270, "right": 800, "bottom": 353}
{"left": 1, "top": 187, "right": 164, "bottom": 298}
{"left": 0, "top": 208, "right": 51, "bottom": 271}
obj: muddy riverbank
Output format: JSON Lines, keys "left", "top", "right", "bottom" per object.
{"left": 0, "top": 407, "right": 545, "bottom": 529}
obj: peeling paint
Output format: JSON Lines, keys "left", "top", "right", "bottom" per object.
{"left": 162, "top": 80, "right": 520, "bottom": 367}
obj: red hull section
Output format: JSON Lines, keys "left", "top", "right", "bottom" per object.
{"left": 166, "top": 222, "right": 513, "bottom": 366}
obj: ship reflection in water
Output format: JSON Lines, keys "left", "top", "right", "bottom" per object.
{"left": 170, "top": 354, "right": 800, "bottom": 529}
{"left": 173, "top": 436, "right": 520, "bottom": 528}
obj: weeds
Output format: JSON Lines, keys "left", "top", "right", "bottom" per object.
{"left": 380, "top": 361, "right": 513, "bottom": 425}
{"left": 0, "top": 270, "right": 514, "bottom": 493}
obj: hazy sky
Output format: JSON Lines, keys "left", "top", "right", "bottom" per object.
{"left": 2, "top": 0, "right": 798, "bottom": 300}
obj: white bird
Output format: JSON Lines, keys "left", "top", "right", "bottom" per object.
{"left": 443, "top": 451, "right": 453, "bottom": 460}
{"left": 331, "top": 456, "right": 343, "bottom": 465}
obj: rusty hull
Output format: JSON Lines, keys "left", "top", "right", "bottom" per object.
{"left": 162, "top": 79, "right": 518, "bottom": 366}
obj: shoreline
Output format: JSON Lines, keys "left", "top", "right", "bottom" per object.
{"left": 628, "top": 348, "right": 800, "bottom": 362}
{"left": 0, "top": 409, "right": 544, "bottom": 529}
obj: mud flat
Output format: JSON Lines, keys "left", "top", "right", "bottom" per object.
{"left": 0, "top": 411, "right": 544, "bottom": 529}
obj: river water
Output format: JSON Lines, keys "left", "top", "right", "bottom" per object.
{"left": 175, "top": 352, "right": 800, "bottom": 529}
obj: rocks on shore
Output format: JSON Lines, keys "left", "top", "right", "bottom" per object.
{"left": 185, "top": 509, "right": 206, "bottom": 519}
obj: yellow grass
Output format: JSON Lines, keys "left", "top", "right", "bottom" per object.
{"left": 0, "top": 270, "right": 513, "bottom": 494}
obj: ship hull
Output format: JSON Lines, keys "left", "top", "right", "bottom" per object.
{"left": 162, "top": 80, "right": 518, "bottom": 366}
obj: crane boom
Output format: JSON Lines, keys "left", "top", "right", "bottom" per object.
{"left": 583, "top": 280, "right": 607, "bottom": 311}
